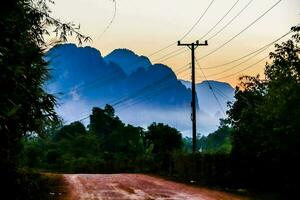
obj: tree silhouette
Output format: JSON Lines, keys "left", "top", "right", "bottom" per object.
{"left": 228, "top": 26, "right": 300, "bottom": 193}
{"left": 0, "top": 0, "right": 90, "bottom": 196}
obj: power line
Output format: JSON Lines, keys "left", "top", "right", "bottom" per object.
{"left": 63, "top": 0, "right": 285, "bottom": 124}
{"left": 68, "top": 67, "right": 190, "bottom": 124}
{"left": 111, "top": 64, "right": 191, "bottom": 108}
{"left": 98, "top": 0, "right": 117, "bottom": 39}
{"left": 115, "top": 78, "right": 178, "bottom": 111}
{"left": 195, "top": 59, "right": 225, "bottom": 115}
{"left": 179, "top": 0, "right": 216, "bottom": 41}
{"left": 65, "top": 64, "right": 191, "bottom": 124}
{"left": 197, "top": 43, "right": 270, "bottom": 78}
{"left": 146, "top": 0, "right": 215, "bottom": 58}
{"left": 201, "top": 29, "right": 293, "bottom": 69}
{"left": 118, "top": 25, "right": 292, "bottom": 111}
{"left": 152, "top": 0, "right": 254, "bottom": 64}
{"left": 186, "top": 28, "right": 294, "bottom": 81}
{"left": 65, "top": 25, "right": 291, "bottom": 123}
{"left": 57, "top": 67, "right": 123, "bottom": 99}
{"left": 113, "top": 64, "right": 193, "bottom": 110}
{"left": 54, "top": 0, "right": 260, "bottom": 99}
{"left": 199, "top": 0, "right": 283, "bottom": 60}
{"left": 198, "top": 0, "right": 241, "bottom": 41}
{"left": 213, "top": 86, "right": 233, "bottom": 101}
{"left": 53, "top": 0, "right": 216, "bottom": 97}
{"left": 215, "top": 55, "right": 269, "bottom": 80}
{"left": 207, "top": 0, "right": 254, "bottom": 41}
{"left": 52, "top": 0, "right": 266, "bottom": 100}
{"left": 158, "top": 48, "right": 188, "bottom": 63}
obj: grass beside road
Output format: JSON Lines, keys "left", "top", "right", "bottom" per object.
{"left": 16, "top": 169, "right": 69, "bottom": 200}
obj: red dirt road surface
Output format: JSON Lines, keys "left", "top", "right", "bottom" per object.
{"left": 63, "top": 174, "right": 248, "bottom": 200}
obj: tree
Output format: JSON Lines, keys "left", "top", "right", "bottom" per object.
{"left": 89, "top": 106, "right": 124, "bottom": 142}
{"left": 145, "top": 123, "right": 182, "bottom": 173}
{"left": 53, "top": 121, "right": 87, "bottom": 141}
{"left": 198, "top": 120, "right": 233, "bottom": 154}
{"left": 228, "top": 26, "right": 300, "bottom": 192}
{"left": 0, "top": 0, "right": 90, "bottom": 196}
{"left": 104, "top": 104, "right": 115, "bottom": 118}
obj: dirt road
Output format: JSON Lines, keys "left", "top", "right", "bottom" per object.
{"left": 63, "top": 174, "right": 248, "bottom": 200}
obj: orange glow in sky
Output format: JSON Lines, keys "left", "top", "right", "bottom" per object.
{"left": 48, "top": 0, "right": 300, "bottom": 86}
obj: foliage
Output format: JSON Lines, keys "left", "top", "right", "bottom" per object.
{"left": 228, "top": 26, "right": 300, "bottom": 193}
{"left": 0, "top": 0, "right": 90, "bottom": 196}
{"left": 183, "top": 119, "right": 233, "bottom": 154}
{"left": 144, "top": 123, "right": 183, "bottom": 173}
{"left": 20, "top": 106, "right": 183, "bottom": 174}
{"left": 199, "top": 125, "right": 232, "bottom": 154}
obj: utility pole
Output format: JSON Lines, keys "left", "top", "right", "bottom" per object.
{"left": 178, "top": 40, "right": 208, "bottom": 154}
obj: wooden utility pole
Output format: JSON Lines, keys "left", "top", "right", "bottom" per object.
{"left": 178, "top": 40, "right": 208, "bottom": 154}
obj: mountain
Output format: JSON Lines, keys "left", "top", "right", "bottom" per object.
{"left": 104, "top": 48, "right": 151, "bottom": 75}
{"left": 45, "top": 44, "right": 197, "bottom": 133}
{"left": 180, "top": 80, "right": 235, "bottom": 118}
{"left": 45, "top": 44, "right": 126, "bottom": 102}
{"left": 45, "top": 43, "right": 235, "bottom": 135}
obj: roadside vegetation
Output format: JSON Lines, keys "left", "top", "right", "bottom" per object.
{"left": 20, "top": 26, "right": 300, "bottom": 199}
{"left": 1, "top": 0, "right": 299, "bottom": 199}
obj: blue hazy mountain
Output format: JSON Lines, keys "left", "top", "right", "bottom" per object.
{"left": 45, "top": 43, "right": 127, "bottom": 103}
{"left": 104, "top": 48, "right": 152, "bottom": 75}
{"left": 46, "top": 43, "right": 234, "bottom": 135}
{"left": 45, "top": 44, "right": 195, "bottom": 132}
{"left": 181, "top": 80, "right": 235, "bottom": 118}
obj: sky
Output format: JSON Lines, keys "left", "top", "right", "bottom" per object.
{"left": 48, "top": 0, "right": 300, "bottom": 86}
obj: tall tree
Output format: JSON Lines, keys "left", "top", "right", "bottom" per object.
{"left": 228, "top": 26, "right": 300, "bottom": 192}
{"left": 0, "top": 0, "right": 89, "bottom": 196}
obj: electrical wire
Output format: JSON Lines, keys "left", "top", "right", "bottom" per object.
{"left": 66, "top": 63, "right": 191, "bottom": 124}
{"left": 207, "top": 0, "right": 254, "bottom": 41}
{"left": 98, "top": 0, "right": 117, "bottom": 39}
{"left": 146, "top": 0, "right": 216, "bottom": 58}
{"left": 215, "top": 55, "right": 269, "bottom": 80}
{"left": 195, "top": 59, "right": 225, "bottom": 115}
{"left": 199, "top": 0, "right": 283, "bottom": 60}
{"left": 201, "top": 29, "right": 293, "bottom": 69}
{"left": 198, "top": 0, "right": 241, "bottom": 41}
{"left": 180, "top": 0, "right": 216, "bottom": 41}
{"left": 151, "top": 0, "right": 254, "bottom": 64}
{"left": 197, "top": 43, "right": 270, "bottom": 78}
{"left": 63, "top": 0, "right": 285, "bottom": 124}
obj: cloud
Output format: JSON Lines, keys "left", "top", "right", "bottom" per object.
{"left": 70, "top": 88, "right": 80, "bottom": 101}
{"left": 56, "top": 99, "right": 91, "bottom": 124}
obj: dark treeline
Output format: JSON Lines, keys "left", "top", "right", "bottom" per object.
{"left": 20, "top": 105, "right": 183, "bottom": 174}
{"left": 20, "top": 104, "right": 233, "bottom": 185}
{"left": 228, "top": 26, "right": 300, "bottom": 195}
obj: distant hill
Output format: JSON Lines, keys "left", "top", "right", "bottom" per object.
{"left": 45, "top": 43, "right": 235, "bottom": 135}
{"left": 180, "top": 80, "right": 235, "bottom": 118}
{"left": 104, "top": 48, "right": 152, "bottom": 75}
